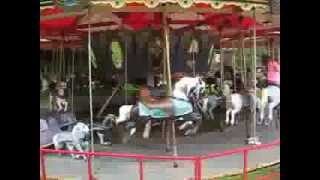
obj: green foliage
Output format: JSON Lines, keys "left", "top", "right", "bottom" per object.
{"left": 205, "top": 84, "right": 222, "bottom": 97}
{"left": 111, "top": 41, "right": 123, "bottom": 69}
{"left": 120, "top": 83, "right": 141, "bottom": 97}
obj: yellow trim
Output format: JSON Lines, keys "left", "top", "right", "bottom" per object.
{"left": 90, "top": 0, "right": 268, "bottom": 11}
{"left": 40, "top": 5, "right": 54, "bottom": 10}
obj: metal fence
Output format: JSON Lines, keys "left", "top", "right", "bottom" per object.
{"left": 40, "top": 139, "right": 280, "bottom": 180}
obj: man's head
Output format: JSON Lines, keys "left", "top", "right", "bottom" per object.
{"left": 261, "top": 54, "right": 271, "bottom": 66}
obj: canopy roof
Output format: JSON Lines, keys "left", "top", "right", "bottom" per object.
{"left": 40, "top": 0, "right": 274, "bottom": 45}
{"left": 41, "top": 0, "right": 269, "bottom": 10}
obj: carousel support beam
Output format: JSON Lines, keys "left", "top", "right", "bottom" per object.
{"left": 87, "top": 6, "right": 96, "bottom": 166}
{"left": 162, "top": 42, "right": 167, "bottom": 86}
{"left": 278, "top": 46, "right": 280, "bottom": 64}
{"left": 238, "top": 34, "right": 244, "bottom": 88}
{"left": 163, "top": 13, "right": 172, "bottom": 95}
{"left": 219, "top": 36, "right": 224, "bottom": 88}
{"left": 243, "top": 38, "right": 247, "bottom": 89}
{"left": 267, "top": 36, "right": 271, "bottom": 56}
{"left": 71, "top": 48, "right": 75, "bottom": 114}
{"left": 124, "top": 35, "right": 128, "bottom": 104}
{"left": 271, "top": 38, "right": 275, "bottom": 60}
{"left": 232, "top": 41, "right": 236, "bottom": 92}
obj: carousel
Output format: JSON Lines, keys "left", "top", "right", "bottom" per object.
{"left": 40, "top": 0, "right": 280, "bottom": 179}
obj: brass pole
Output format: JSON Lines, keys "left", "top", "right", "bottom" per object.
{"left": 163, "top": 13, "right": 172, "bottom": 95}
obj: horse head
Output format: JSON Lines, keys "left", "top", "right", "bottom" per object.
{"left": 222, "top": 80, "right": 233, "bottom": 97}
{"left": 103, "top": 114, "right": 117, "bottom": 128}
{"left": 173, "top": 76, "right": 206, "bottom": 102}
{"left": 72, "top": 122, "right": 90, "bottom": 141}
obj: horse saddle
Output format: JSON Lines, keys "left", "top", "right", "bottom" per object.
{"left": 139, "top": 87, "right": 174, "bottom": 117}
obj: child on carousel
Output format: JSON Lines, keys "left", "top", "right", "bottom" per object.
{"left": 55, "top": 84, "right": 68, "bottom": 113}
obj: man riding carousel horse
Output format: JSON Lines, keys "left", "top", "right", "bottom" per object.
{"left": 258, "top": 55, "right": 280, "bottom": 126}
{"left": 114, "top": 76, "right": 206, "bottom": 144}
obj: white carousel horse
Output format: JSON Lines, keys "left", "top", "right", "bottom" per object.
{"left": 53, "top": 122, "right": 90, "bottom": 160}
{"left": 114, "top": 76, "right": 206, "bottom": 141}
{"left": 258, "top": 85, "right": 280, "bottom": 126}
{"left": 197, "top": 95, "right": 223, "bottom": 121}
{"left": 113, "top": 76, "right": 205, "bottom": 168}
{"left": 223, "top": 81, "right": 262, "bottom": 126}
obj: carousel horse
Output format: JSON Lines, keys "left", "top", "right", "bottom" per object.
{"left": 53, "top": 122, "right": 90, "bottom": 160}
{"left": 223, "top": 81, "right": 262, "bottom": 126}
{"left": 114, "top": 76, "right": 205, "bottom": 140}
{"left": 114, "top": 76, "right": 205, "bottom": 168}
{"left": 91, "top": 114, "right": 115, "bottom": 145}
{"left": 196, "top": 94, "right": 225, "bottom": 132}
{"left": 114, "top": 76, "right": 205, "bottom": 158}
{"left": 40, "top": 118, "right": 62, "bottom": 146}
{"left": 258, "top": 85, "right": 280, "bottom": 126}
{"left": 197, "top": 94, "right": 223, "bottom": 121}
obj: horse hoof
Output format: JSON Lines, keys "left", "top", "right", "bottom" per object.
{"left": 173, "top": 162, "right": 178, "bottom": 168}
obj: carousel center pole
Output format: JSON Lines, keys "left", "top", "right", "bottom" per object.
{"left": 219, "top": 34, "right": 224, "bottom": 88}
{"left": 239, "top": 33, "right": 246, "bottom": 88}
{"left": 71, "top": 48, "right": 75, "bottom": 114}
{"left": 124, "top": 35, "right": 128, "bottom": 104}
{"left": 163, "top": 12, "right": 178, "bottom": 168}
{"left": 247, "top": 8, "right": 261, "bottom": 145}
{"left": 87, "top": 4, "right": 95, "bottom": 162}
{"left": 232, "top": 40, "right": 236, "bottom": 92}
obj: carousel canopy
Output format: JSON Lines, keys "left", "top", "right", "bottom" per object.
{"left": 40, "top": 0, "right": 273, "bottom": 44}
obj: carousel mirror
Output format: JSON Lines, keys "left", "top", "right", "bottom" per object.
{"left": 111, "top": 39, "right": 123, "bottom": 70}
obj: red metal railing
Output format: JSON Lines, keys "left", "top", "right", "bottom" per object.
{"left": 40, "top": 139, "right": 280, "bottom": 180}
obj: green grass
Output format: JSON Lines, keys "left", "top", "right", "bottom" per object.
{"left": 40, "top": 94, "right": 50, "bottom": 104}
{"left": 216, "top": 164, "right": 280, "bottom": 180}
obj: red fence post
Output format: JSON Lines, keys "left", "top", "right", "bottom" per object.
{"left": 88, "top": 153, "right": 93, "bottom": 180}
{"left": 198, "top": 158, "right": 202, "bottom": 180}
{"left": 40, "top": 150, "right": 47, "bottom": 180}
{"left": 243, "top": 150, "right": 248, "bottom": 180}
{"left": 194, "top": 159, "right": 198, "bottom": 180}
{"left": 194, "top": 158, "right": 202, "bottom": 180}
{"left": 139, "top": 159, "right": 144, "bottom": 180}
